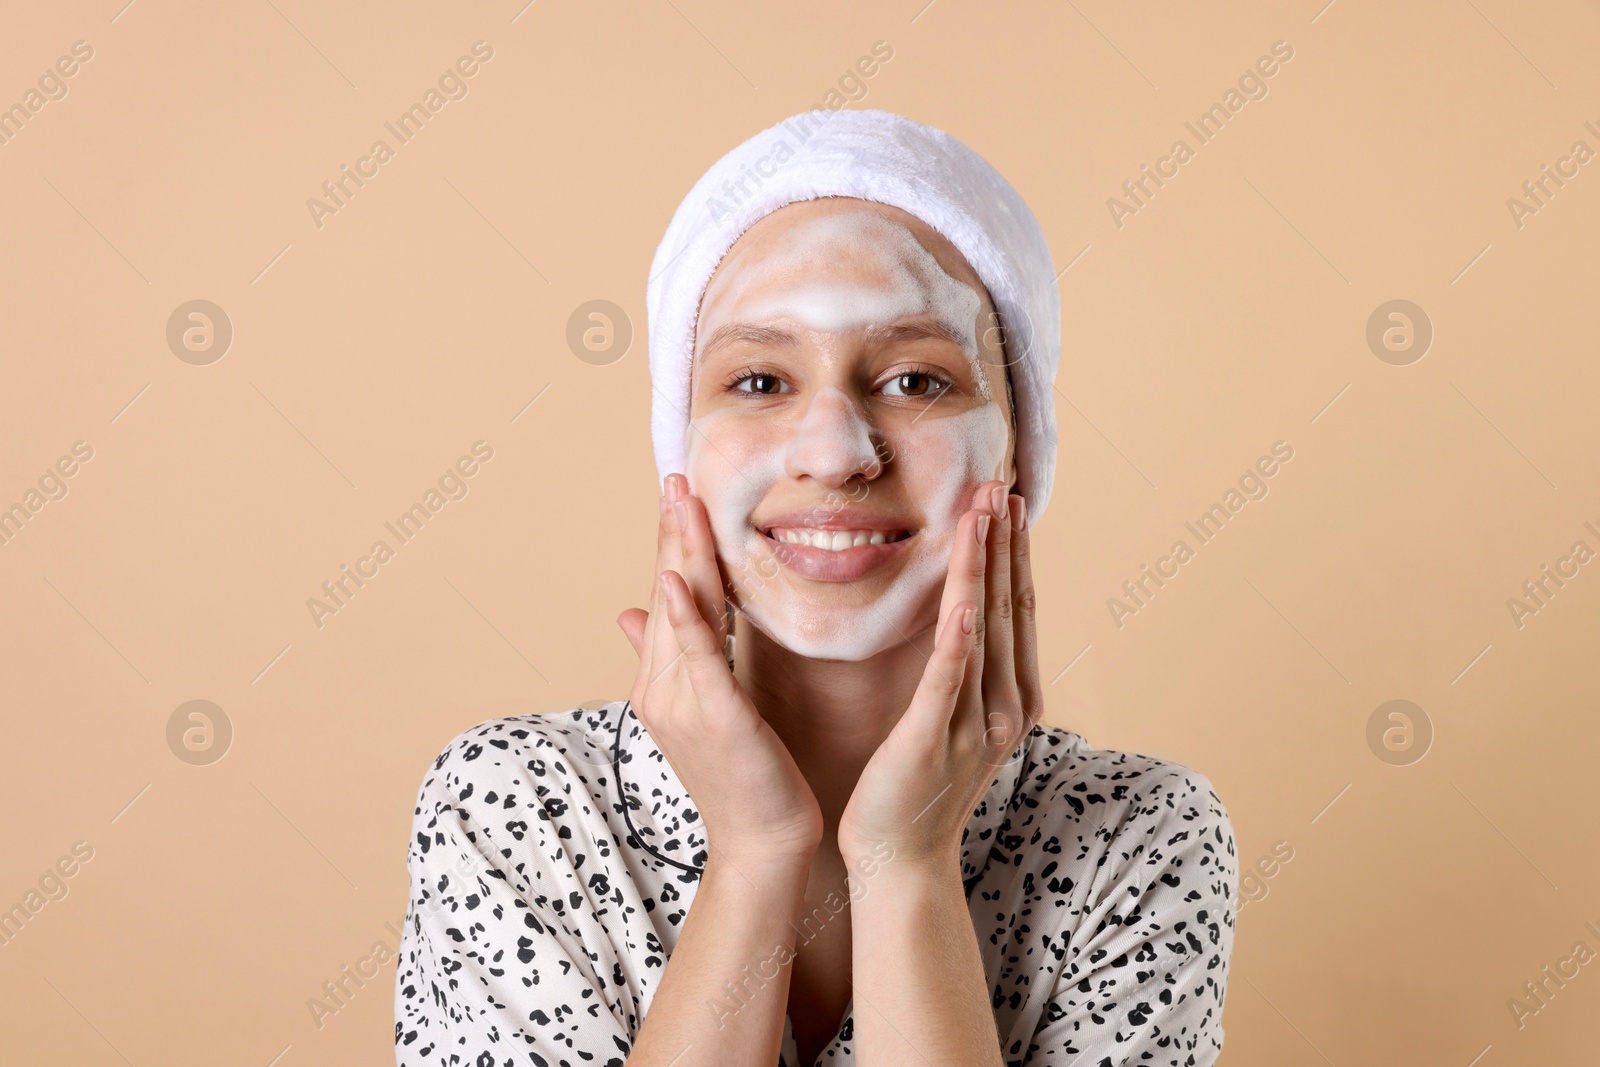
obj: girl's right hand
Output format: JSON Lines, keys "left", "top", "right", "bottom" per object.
{"left": 617, "top": 473, "right": 824, "bottom": 870}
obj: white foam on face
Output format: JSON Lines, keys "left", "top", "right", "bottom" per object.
{"left": 683, "top": 206, "right": 1012, "bottom": 662}
{"left": 786, "top": 384, "right": 881, "bottom": 478}
{"left": 688, "top": 403, "right": 1009, "bottom": 661}
{"left": 726, "top": 211, "right": 988, "bottom": 399}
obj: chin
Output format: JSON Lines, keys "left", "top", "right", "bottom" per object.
{"left": 734, "top": 584, "right": 941, "bottom": 663}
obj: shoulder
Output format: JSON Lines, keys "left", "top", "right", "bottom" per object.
{"left": 408, "top": 702, "right": 631, "bottom": 839}
{"left": 1012, "top": 730, "right": 1236, "bottom": 1057}
{"left": 419, "top": 703, "right": 627, "bottom": 783}
{"left": 1015, "top": 724, "right": 1237, "bottom": 899}
{"left": 1022, "top": 723, "right": 1232, "bottom": 829}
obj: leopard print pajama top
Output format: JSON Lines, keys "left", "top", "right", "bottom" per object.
{"left": 394, "top": 701, "right": 1237, "bottom": 1066}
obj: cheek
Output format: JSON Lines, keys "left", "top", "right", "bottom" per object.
{"left": 892, "top": 405, "right": 1011, "bottom": 532}
{"left": 684, "top": 410, "right": 782, "bottom": 555}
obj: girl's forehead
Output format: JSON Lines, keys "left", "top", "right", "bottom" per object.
{"left": 727, "top": 201, "right": 931, "bottom": 261}
{"left": 696, "top": 199, "right": 994, "bottom": 343}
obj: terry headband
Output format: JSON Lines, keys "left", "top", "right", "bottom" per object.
{"left": 645, "top": 108, "right": 1061, "bottom": 526}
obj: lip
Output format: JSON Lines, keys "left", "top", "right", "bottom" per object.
{"left": 759, "top": 527, "right": 918, "bottom": 581}
{"left": 752, "top": 506, "right": 920, "bottom": 583}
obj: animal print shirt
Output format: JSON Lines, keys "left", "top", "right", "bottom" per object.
{"left": 394, "top": 701, "right": 1237, "bottom": 1066}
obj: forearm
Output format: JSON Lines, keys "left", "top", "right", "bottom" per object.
{"left": 849, "top": 854, "right": 1005, "bottom": 1067}
{"left": 629, "top": 850, "right": 812, "bottom": 1065}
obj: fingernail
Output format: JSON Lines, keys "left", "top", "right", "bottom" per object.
{"left": 665, "top": 502, "right": 680, "bottom": 533}
{"left": 1011, "top": 495, "right": 1026, "bottom": 532}
{"left": 961, "top": 606, "right": 976, "bottom": 634}
{"left": 990, "top": 486, "right": 1008, "bottom": 521}
{"left": 666, "top": 474, "right": 683, "bottom": 504}
{"left": 976, "top": 513, "right": 991, "bottom": 546}
{"left": 673, "top": 500, "right": 689, "bottom": 530}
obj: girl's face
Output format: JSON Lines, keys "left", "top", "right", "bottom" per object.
{"left": 685, "top": 197, "right": 1016, "bottom": 662}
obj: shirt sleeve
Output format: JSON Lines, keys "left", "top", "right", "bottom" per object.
{"left": 394, "top": 729, "right": 637, "bottom": 1067}
{"left": 1022, "top": 769, "right": 1237, "bottom": 1067}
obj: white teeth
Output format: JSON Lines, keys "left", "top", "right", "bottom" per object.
{"left": 772, "top": 528, "right": 905, "bottom": 551}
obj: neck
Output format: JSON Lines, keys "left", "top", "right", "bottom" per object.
{"left": 731, "top": 613, "right": 935, "bottom": 838}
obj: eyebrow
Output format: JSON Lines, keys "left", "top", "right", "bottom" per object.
{"left": 862, "top": 319, "right": 969, "bottom": 349}
{"left": 699, "top": 322, "right": 800, "bottom": 358}
{"left": 699, "top": 318, "right": 968, "bottom": 359}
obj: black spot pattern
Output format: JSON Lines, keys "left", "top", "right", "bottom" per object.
{"left": 394, "top": 701, "right": 1237, "bottom": 1066}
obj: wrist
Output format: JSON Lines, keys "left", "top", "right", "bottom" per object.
{"left": 841, "top": 838, "right": 961, "bottom": 905}
{"left": 848, "top": 851, "right": 969, "bottom": 950}
{"left": 839, "top": 829, "right": 958, "bottom": 876}
{"left": 703, "top": 840, "right": 816, "bottom": 890}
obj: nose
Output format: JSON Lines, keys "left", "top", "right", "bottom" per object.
{"left": 782, "top": 386, "right": 883, "bottom": 487}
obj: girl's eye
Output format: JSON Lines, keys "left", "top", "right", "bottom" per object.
{"left": 732, "top": 372, "right": 792, "bottom": 395}
{"left": 881, "top": 372, "right": 948, "bottom": 398}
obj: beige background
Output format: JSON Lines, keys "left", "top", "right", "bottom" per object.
{"left": 2, "top": 0, "right": 1597, "bottom": 1063}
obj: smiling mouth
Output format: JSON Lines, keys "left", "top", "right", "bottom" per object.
{"left": 764, "top": 527, "right": 914, "bottom": 551}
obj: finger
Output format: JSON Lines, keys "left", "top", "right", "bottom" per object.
{"left": 617, "top": 608, "right": 647, "bottom": 657}
{"left": 930, "top": 507, "right": 989, "bottom": 724}
{"left": 642, "top": 485, "right": 674, "bottom": 634}
{"left": 660, "top": 569, "right": 745, "bottom": 705}
{"left": 647, "top": 476, "right": 691, "bottom": 676}
{"left": 1009, "top": 493, "right": 1045, "bottom": 731}
{"left": 674, "top": 494, "right": 728, "bottom": 644}
{"left": 979, "top": 482, "right": 1021, "bottom": 734}
{"left": 905, "top": 598, "right": 979, "bottom": 735}
{"left": 650, "top": 480, "right": 676, "bottom": 581}
{"left": 630, "top": 496, "right": 668, "bottom": 706}
{"left": 934, "top": 505, "right": 990, "bottom": 643}
{"left": 639, "top": 477, "right": 688, "bottom": 703}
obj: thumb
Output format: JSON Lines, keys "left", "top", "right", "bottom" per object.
{"left": 616, "top": 608, "right": 648, "bottom": 657}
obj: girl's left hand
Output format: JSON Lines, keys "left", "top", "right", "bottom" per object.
{"left": 838, "top": 480, "right": 1045, "bottom": 868}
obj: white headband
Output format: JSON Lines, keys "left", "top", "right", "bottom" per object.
{"left": 645, "top": 108, "right": 1061, "bottom": 525}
